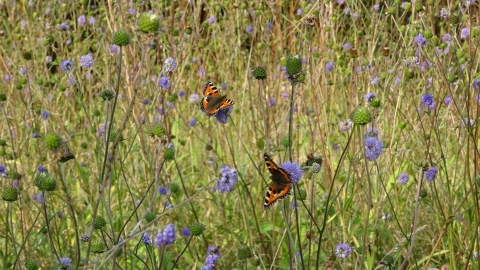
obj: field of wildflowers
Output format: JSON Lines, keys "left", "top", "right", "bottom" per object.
{"left": 1, "top": 0, "right": 479, "bottom": 269}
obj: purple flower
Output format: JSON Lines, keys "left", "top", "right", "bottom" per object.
{"left": 246, "top": 25, "right": 253, "bottom": 34}
{"left": 189, "top": 118, "right": 197, "bottom": 127}
{"left": 280, "top": 161, "right": 303, "bottom": 184}
{"left": 364, "top": 92, "right": 376, "bottom": 103}
{"left": 460, "top": 28, "right": 470, "bottom": 39}
{"left": 425, "top": 167, "right": 438, "bottom": 182}
{"left": 214, "top": 106, "right": 233, "bottom": 124}
{"left": 142, "top": 233, "right": 151, "bottom": 245}
{"left": 142, "top": 99, "right": 149, "bottom": 105}
{"left": 179, "top": 90, "right": 186, "bottom": 97}
{"left": 41, "top": 109, "right": 50, "bottom": 120}
{"left": 78, "top": 15, "right": 86, "bottom": 26}
{"left": 68, "top": 77, "right": 76, "bottom": 86}
{"left": 208, "top": 16, "right": 216, "bottom": 24}
{"left": 19, "top": 68, "right": 27, "bottom": 76}
{"left": 159, "top": 76, "right": 170, "bottom": 89}
{"left": 60, "top": 21, "right": 68, "bottom": 31}
{"left": 335, "top": 243, "right": 351, "bottom": 258}
{"left": 370, "top": 76, "right": 380, "bottom": 85}
{"left": 268, "top": 97, "right": 275, "bottom": 107}
{"left": 353, "top": 13, "right": 360, "bottom": 19}
{"left": 164, "top": 57, "right": 177, "bottom": 72}
{"left": 339, "top": 119, "right": 352, "bottom": 132}
{"left": 444, "top": 96, "right": 452, "bottom": 106}
{"left": 154, "top": 223, "right": 176, "bottom": 247}
{"left": 216, "top": 165, "right": 238, "bottom": 193}
{"left": 342, "top": 43, "right": 352, "bottom": 51}
{"left": 202, "top": 245, "right": 220, "bottom": 270}
{"left": 109, "top": 44, "right": 119, "bottom": 54}
{"left": 189, "top": 94, "right": 199, "bottom": 102}
{"left": 421, "top": 93, "right": 436, "bottom": 110}
{"left": 221, "top": 83, "right": 227, "bottom": 90}
{"left": 60, "top": 60, "right": 74, "bottom": 73}
{"left": 165, "top": 201, "right": 173, "bottom": 209}
{"left": 473, "top": 78, "right": 480, "bottom": 90}
{"left": 32, "top": 132, "right": 38, "bottom": 138}
{"left": 398, "top": 173, "right": 409, "bottom": 185}
{"left": 88, "top": 16, "right": 97, "bottom": 25}
{"left": 159, "top": 186, "right": 168, "bottom": 195}
{"left": 373, "top": 5, "right": 380, "bottom": 11}
{"left": 325, "top": 61, "right": 334, "bottom": 72}
{"left": 37, "top": 193, "right": 44, "bottom": 203}
{"left": 414, "top": 34, "right": 427, "bottom": 46}
{"left": 79, "top": 54, "right": 94, "bottom": 69}
{"left": 442, "top": 33, "right": 452, "bottom": 44}
{"left": 365, "top": 136, "right": 384, "bottom": 161}
{"left": 60, "top": 257, "right": 72, "bottom": 268}
{"left": 181, "top": 228, "right": 191, "bottom": 237}
{"left": 297, "top": 8, "right": 303, "bottom": 15}
{"left": 440, "top": 8, "right": 448, "bottom": 19}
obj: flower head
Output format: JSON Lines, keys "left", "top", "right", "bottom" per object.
{"left": 398, "top": 173, "right": 409, "bottom": 185}
{"left": 425, "top": 167, "right": 438, "bottom": 182}
{"left": 159, "top": 76, "right": 170, "bottom": 89}
{"left": 335, "top": 243, "right": 351, "bottom": 258}
{"left": 216, "top": 165, "right": 238, "bottom": 193}
{"left": 339, "top": 119, "right": 352, "bottom": 132}
{"left": 208, "top": 16, "right": 216, "bottom": 24}
{"left": 460, "top": 28, "right": 470, "bottom": 39}
{"left": 79, "top": 54, "right": 94, "bottom": 69}
{"left": 439, "top": 8, "right": 448, "bottom": 19}
{"left": 364, "top": 92, "right": 376, "bottom": 103}
{"left": 202, "top": 245, "right": 221, "bottom": 270}
{"left": 444, "top": 96, "right": 452, "bottom": 106}
{"left": 189, "top": 94, "right": 199, "bottom": 102}
{"left": 246, "top": 25, "right": 254, "bottom": 34}
{"left": 142, "top": 233, "right": 151, "bottom": 245}
{"left": 473, "top": 78, "right": 480, "bottom": 90}
{"left": 325, "top": 61, "right": 334, "bottom": 72}
{"left": 159, "top": 186, "right": 168, "bottom": 195}
{"left": 365, "top": 136, "right": 384, "bottom": 161}
{"left": 60, "top": 257, "right": 72, "bottom": 268}
{"left": 268, "top": 97, "right": 275, "bottom": 107}
{"left": 77, "top": 15, "right": 86, "bottom": 26}
{"left": 164, "top": 57, "right": 177, "bottom": 72}
{"left": 181, "top": 228, "right": 191, "bottom": 237}
{"left": 214, "top": 106, "right": 233, "bottom": 124}
{"left": 60, "top": 60, "right": 74, "bottom": 73}
{"left": 414, "top": 34, "right": 427, "bottom": 46}
{"left": 462, "top": 118, "right": 475, "bottom": 128}
{"left": 41, "top": 109, "right": 50, "bottom": 120}
{"left": 88, "top": 16, "right": 97, "bottom": 25}
{"left": 421, "top": 93, "right": 436, "bottom": 110}
{"left": 281, "top": 161, "right": 303, "bottom": 184}
{"left": 189, "top": 118, "right": 197, "bottom": 127}
{"left": 154, "top": 223, "right": 176, "bottom": 247}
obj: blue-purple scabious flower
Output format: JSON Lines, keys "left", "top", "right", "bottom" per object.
{"left": 325, "top": 61, "right": 334, "bottom": 72}
{"left": 189, "top": 118, "right": 197, "bottom": 127}
{"left": 60, "top": 60, "right": 74, "bottom": 73}
{"left": 339, "top": 119, "right": 352, "bottom": 132}
{"left": 246, "top": 25, "right": 254, "bottom": 34}
{"left": 473, "top": 78, "right": 480, "bottom": 90}
{"left": 41, "top": 109, "right": 50, "bottom": 120}
{"left": 216, "top": 165, "right": 238, "bottom": 193}
{"left": 159, "top": 186, "right": 168, "bottom": 195}
{"left": 142, "top": 233, "right": 151, "bottom": 245}
{"left": 462, "top": 118, "right": 474, "bottom": 128}
{"left": 189, "top": 94, "right": 199, "bottom": 102}
{"left": 335, "top": 243, "right": 351, "bottom": 258}
{"left": 425, "top": 167, "right": 438, "bottom": 182}
{"left": 79, "top": 53, "right": 94, "bottom": 69}
{"left": 281, "top": 161, "right": 303, "bottom": 184}
{"left": 181, "top": 228, "right": 191, "bottom": 237}
{"left": 77, "top": 15, "right": 86, "bottom": 26}
{"left": 154, "top": 223, "right": 176, "bottom": 247}
{"left": 414, "top": 34, "right": 427, "bottom": 46}
{"left": 365, "top": 136, "right": 384, "bottom": 161}
{"left": 398, "top": 173, "right": 409, "bottom": 185}
{"left": 201, "top": 245, "right": 221, "bottom": 270}
{"left": 421, "top": 93, "right": 436, "bottom": 110}
{"left": 59, "top": 257, "right": 72, "bottom": 269}
{"left": 214, "top": 106, "right": 233, "bottom": 124}
{"left": 460, "top": 28, "right": 470, "bottom": 39}
{"left": 364, "top": 92, "right": 376, "bottom": 103}
{"left": 208, "top": 16, "right": 216, "bottom": 24}
{"left": 159, "top": 76, "right": 170, "bottom": 89}
{"left": 164, "top": 57, "right": 177, "bottom": 72}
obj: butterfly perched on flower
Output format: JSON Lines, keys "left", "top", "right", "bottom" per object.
{"left": 199, "top": 81, "right": 234, "bottom": 116}
{"left": 263, "top": 154, "right": 292, "bottom": 209}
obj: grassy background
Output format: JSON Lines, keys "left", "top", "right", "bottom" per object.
{"left": 1, "top": 0, "right": 479, "bottom": 269}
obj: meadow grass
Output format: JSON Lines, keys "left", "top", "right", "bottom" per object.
{"left": 0, "top": 0, "right": 480, "bottom": 269}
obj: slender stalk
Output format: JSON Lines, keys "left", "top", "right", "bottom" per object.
{"left": 171, "top": 236, "right": 192, "bottom": 269}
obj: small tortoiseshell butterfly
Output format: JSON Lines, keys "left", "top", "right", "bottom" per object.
{"left": 264, "top": 154, "right": 292, "bottom": 209}
{"left": 199, "top": 81, "right": 234, "bottom": 116}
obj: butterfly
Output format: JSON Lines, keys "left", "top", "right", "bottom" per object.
{"left": 200, "top": 81, "right": 234, "bottom": 116}
{"left": 263, "top": 154, "right": 292, "bottom": 209}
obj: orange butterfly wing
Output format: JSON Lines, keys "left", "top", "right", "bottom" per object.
{"left": 200, "top": 81, "right": 234, "bottom": 116}
{"left": 264, "top": 154, "right": 292, "bottom": 209}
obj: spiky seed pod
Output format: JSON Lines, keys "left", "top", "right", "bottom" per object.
{"left": 44, "top": 133, "right": 62, "bottom": 150}
{"left": 350, "top": 107, "right": 372, "bottom": 125}
{"left": 252, "top": 67, "right": 267, "bottom": 80}
{"left": 138, "top": 13, "right": 160, "bottom": 33}
{"left": 145, "top": 212, "right": 156, "bottom": 223}
{"left": 189, "top": 222, "right": 205, "bottom": 236}
{"left": 94, "top": 216, "right": 107, "bottom": 230}
{"left": 2, "top": 185, "right": 18, "bottom": 201}
{"left": 112, "top": 30, "right": 130, "bottom": 46}
{"left": 236, "top": 244, "right": 254, "bottom": 260}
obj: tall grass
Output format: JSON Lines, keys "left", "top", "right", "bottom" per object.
{"left": 0, "top": 0, "right": 479, "bottom": 269}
